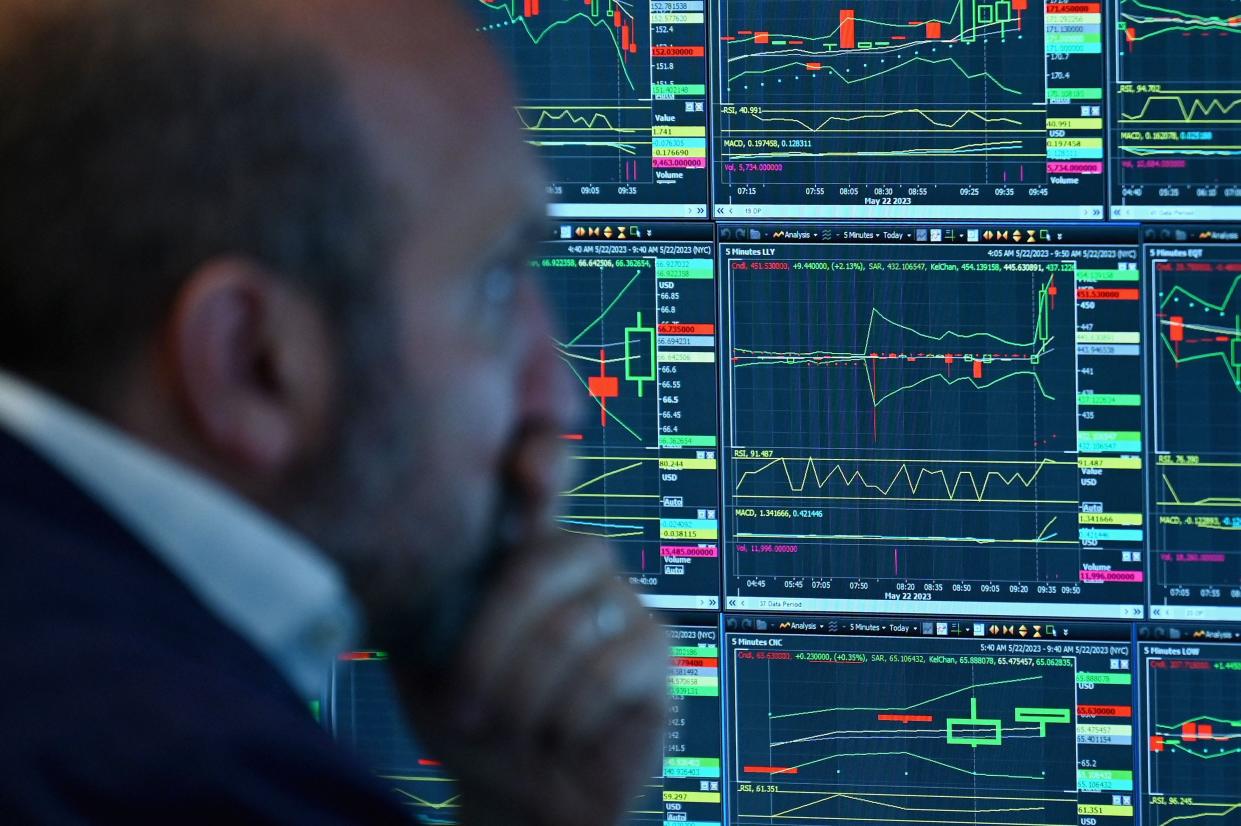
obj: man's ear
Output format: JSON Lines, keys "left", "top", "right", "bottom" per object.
{"left": 165, "top": 259, "right": 336, "bottom": 479}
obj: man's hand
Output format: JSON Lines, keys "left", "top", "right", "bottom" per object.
{"left": 395, "top": 532, "right": 667, "bottom": 825}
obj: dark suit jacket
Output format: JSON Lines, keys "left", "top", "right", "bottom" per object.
{"left": 0, "top": 431, "right": 410, "bottom": 823}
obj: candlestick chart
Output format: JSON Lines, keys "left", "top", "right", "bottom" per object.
{"left": 711, "top": 0, "right": 1107, "bottom": 218}
{"left": 476, "top": 0, "right": 709, "bottom": 216}
{"left": 1153, "top": 261, "right": 1241, "bottom": 454}
{"left": 720, "top": 238, "right": 1147, "bottom": 615}
{"left": 723, "top": 251, "right": 1078, "bottom": 585}
{"left": 1111, "top": 0, "right": 1241, "bottom": 218}
{"left": 536, "top": 235, "right": 720, "bottom": 609}
{"left": 727, "top": 630, "right": 1131, "bottom": 826}
{"left": 1144, "top": 649, "right": 1241, "bottom": 826}
{"left": 1149, "top": 243, "right": 1241, "bottom": 613}
{"left": 326, "top": 627, "right": 722, "bottom": 826}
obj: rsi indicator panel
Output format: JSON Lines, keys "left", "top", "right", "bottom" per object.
{"left": 1147, "top": 230, "right": 1241, "bottom": 620}
{"left": 325, "top": 617, "right": 724, "bottom": 826}
{"left": 719, "top": 225, "right": 1146, "bottom": 618}
{"left": 1109, "top": 0, "right": 1241, "bottom": 220}
{"left": 710, "top": 0, "right": 1108, "bottom": 219}
{"left": 1140, "top": 629, "right": 1241, "bottom": 826}
{"left": 537, "top": 223, "right": 721, "bottom": 610}
{"left": 476, "top": 0, "right": 710, "bottom": 218}
{"left": 724, "top": 616, "right": 1137, "bottom": 826}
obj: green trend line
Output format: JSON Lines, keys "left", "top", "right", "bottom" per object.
{"left": 734, "top": 272, "right": 1058, "bottom": 406}
{"left": 770, "top": 675, "right": 1041, "bottom": 720}
{"left": 1158, "top": 275, "right": 1241, "bottom": 391}
{"left": 1158, "top": 714, "right": 1241, "bottom": 731}
{"left": 1156, "top": 742, "right": 1241, "bottom": 760}
{"left": 1122, "top": 0, "right": 1241, "bottom": 42}
{"left": 1154, "top": 715, "right": 1241, "bottom": 760}
{"left": 1161, "top": 275, "right": 1241, "bottom": 315}
{"left": 561, "top": 358, "right": 643, "bottom": 441}
{"left": 558, "top": 269, "right": 643, "bottom": 348}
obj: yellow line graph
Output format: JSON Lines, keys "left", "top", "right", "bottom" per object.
{"left": 721, "top": 107, "right": 1033, "bottom": 132}
{"left": 1158, "top": 802, "right": 1241, "bottom": 826}
{"left": 515, "top": 107, "right": 651, "bottom": 134}
{"left": 736, "top": 516, "right": 1068, "bottom": 545}
{"left": 1122, "top": 93, "right": 1241, "bottom": 123}
{"left": 562, "top": 461, "right": 658, "bottom": 500}
{"left": 1159, "top": 472, "right": 1241, "bottom": 508}
{"left": 734, "top": 789, "right": 1074, "bottom": 825}
{"left": 734, "top": 456, "right": 1075, "bottom": 504}
{"left": 378, "top": 774, "right": 460, "bottom": 813}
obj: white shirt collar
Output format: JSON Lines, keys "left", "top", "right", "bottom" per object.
{"left": 0, "top": 370, "right": 360, "bottom": 700}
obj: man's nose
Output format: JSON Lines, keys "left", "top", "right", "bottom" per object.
{"left": 516, "top": 280, "right": 581, "bottom": 435}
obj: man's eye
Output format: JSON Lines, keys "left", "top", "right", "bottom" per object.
{"left": 480, "top": 266, "right": 517, "bottom": 308}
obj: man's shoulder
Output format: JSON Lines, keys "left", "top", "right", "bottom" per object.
{"left": 0, "top": 435, "right": 408, "bottom": 824}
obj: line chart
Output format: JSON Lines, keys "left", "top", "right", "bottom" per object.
{"left": 732, "top": 271, "right": 1060, "bottom": 415}
{"left": 1157, "top": 275, "right": 1241, "bottom": 391}
{"left": 475, "top": 0, "right": 709, "bottom": 216}
{"left": 1152, "top": 802, "right": 1241, "bottom": 826}
{"left": 1151, "top": 458, "right": 1241, "bottom": 609}
{"left": 720, "top": 234, "right": 1146, "bottom": 616}
{"left": 536, "top": 232, "right": 721, "bottom": 610}
{"left": 733, "top": 456, "right": 1078, "bottom": 505}
{"left": 327, "top": 624, "right": 723, "bottom": 826}
{"left": 1110, "top": 0, "right": 1241, "bottom": 217}
{"left": 728, "top": 629, "right": 1136, "bottom": 826}
{"left": 1152, "top": 255, "right": 1241, "bottom": 455}
{"left": 711, "top": 0, "right": 1107, "bottom": 218}
{"left": 1145, "top": 648, "right": 1241, "bottom": 825}
{"left": 725, "top": 256, "right": 1074, "bottom": 453}
{"left": 1149, "top": 243, "right": 1241, "bottom": 612}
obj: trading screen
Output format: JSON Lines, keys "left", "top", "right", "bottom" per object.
{"left": 325, "top": 2, "right": 1241, "bottom": 822}
{"left": 719, "top": 225, "right": 1146, "bottom": 618}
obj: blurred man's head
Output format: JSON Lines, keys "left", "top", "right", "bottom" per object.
{"left": 0, "top": 0, "right": 571, "bottom": 623}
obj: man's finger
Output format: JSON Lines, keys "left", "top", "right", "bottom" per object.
{"left": 553, "top": 611, "right": 668, "bottom": 747}
{"left": 454, "top": 535, "right": 616, "bottom": 721}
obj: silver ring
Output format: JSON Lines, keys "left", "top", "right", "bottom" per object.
{"left": 592, "top": 600, "right": 627, "bottom": 640}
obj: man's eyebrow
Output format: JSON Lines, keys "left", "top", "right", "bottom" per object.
{"left": 516, "top": 214, "right": 553, "bottom": 255}
{"left": 494, "top": 213, "right": 551, "bottom": 266}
